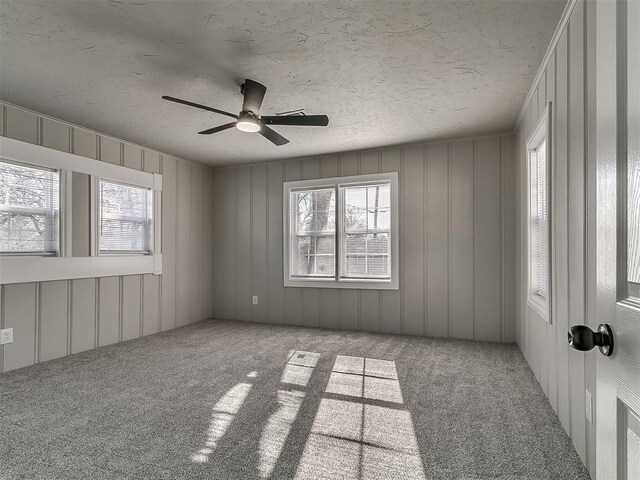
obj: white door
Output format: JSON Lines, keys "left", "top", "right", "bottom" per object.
{"left": 593, "top": 0, "right": 640, "bottom": 478}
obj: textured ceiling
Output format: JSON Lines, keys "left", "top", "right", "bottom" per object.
{"left": 0, "top": 0, "right": 566, "bottom": 166}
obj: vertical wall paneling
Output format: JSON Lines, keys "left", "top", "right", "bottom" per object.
{"left": 236, "top": 166, "right": 253, "bottom": 322}
{"left": 0, "top": 101, "right": 215, "bottom": 373}
{"left": 100, "top": 137, "right": 122, "bottom": 165}
{"left": 379, "top": 149, "right": 402, "bottom": 335}
{"left": 222, "top": 168, "right": 238, "bottom": 320}
{"left": 283, "top": 161, "right": 304, "bottom": 326}
{"left": 475, "top": 137, "right": 503, "bottom": 342}
{"left": 203, "top": 168, "right": 213, "bottom": 319}
{"left": 5, "top": 105, "right": 38, "bottom": 143}
{"left": 121, "top": 275, "right": 141, "bottom": 341}
{"left": 98, "top": 277, "right": 120, "bottom": 347}
{"left": 513, "top": 1, "right": 594, "bottom": 473}
{"left": 251, "top": 165, "right": 268, "bottom": 323}
{"left": 449, "top": 141, "right": 475, "bottom": 340}
{"left": 553, "top": 28, "right": 572, "bottom": 434}
{"left": 39, "top": 281, "right": 68, "bottom": 362}
{"left": 41, "top": 118, "right": 70, "bottom": 152}
{"left": 142, "top": 275, "right": 160, "bottom": 336}
{"left": 212, "top": 170, "right": 224, "bottom": 319}
{"left": 501, "top": 135, "right": 517, "bottom": 343}
{"left": 177, "top": 161, "right": 191, "bottom": 327}
{"left": 123, "top": 143, "right": 142, "bottom": 169}
{"left": 72, "top": 128, "right": 98, "bottom": 159}
{"left": 190, "top": 165, "right": 206, "bottom": 324}
{"left": 211, "top": 135, "right": 516, "bottom": 344}
{"left": 425, "top": 143, "right": 450, "bottom": 338}
{"left": 545, "top": 52, "right": 559, "bottom": 413}
{"left": 71, "top": 279, "right": 96, "bottom": 354}
{"left": 266, "top": 163, "right": 284, "bottom": 324}
{"left": 2, "top": 283, "right": 36, "bottom": 371}
{"left": 161, "top": 156, "right": 178, "bottom": 332}
{"left": 402, "top": 146, "right": 425, "bottom": 336}
{"left": 567, "top": 2, "right": 586, "bottom": 461}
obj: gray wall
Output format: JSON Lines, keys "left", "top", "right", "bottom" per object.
{"left": 514, "top": 0, "right": 595, "bottom": 475}
{"left": 0, "top": 101, "right": 215, "bottom": 373}
{"left": 211, "top": 134, "right": 516, "bottom": 342}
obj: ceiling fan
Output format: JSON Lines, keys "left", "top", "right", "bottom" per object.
{"left": 162, "top": 79, "right": 329, "bottom": 146}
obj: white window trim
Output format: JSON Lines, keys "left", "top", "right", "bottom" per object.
{"left": 95, "top": 178, "right": 155, "bottom": 256}
{"left": 283, "top": 172, "right": 399, "bottom": 290}
{"left": 526, "top": 103, "right": 552, "bottom": 323}
{"left": 0, "top": 136, "right": 162, "bottom": 284}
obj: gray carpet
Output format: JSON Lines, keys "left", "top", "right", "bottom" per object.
{"left": 0, "top": 319, "right": 590, "bottom": 480}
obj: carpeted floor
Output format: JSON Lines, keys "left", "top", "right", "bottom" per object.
{"left": 0, "top": 319, "right": 590, "bottom": 480}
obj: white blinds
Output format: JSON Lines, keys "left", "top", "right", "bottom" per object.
{"left": 0, "top": 160, "right": 59, "bottom": 254}
{"left": 99, "top": 180, "right": 152, "bottom": 253}
{"left": 341, "top": 183, "right": 391, "bottom": 279}
{"left": 531, "top": 139, "right": 548, "bottom": 298}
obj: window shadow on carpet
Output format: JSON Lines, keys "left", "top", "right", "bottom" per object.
{"left": 191, "top": 351, "right": 426, "bottom": 479}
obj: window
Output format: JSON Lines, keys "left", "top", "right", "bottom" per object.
{"left": 526, "top": 104, "right": 552, "bottom": 321}
{"left": 284, "top": 173, "right": 398, "bottom": 289}
{"left": 0, "top": 160, "right": 60, "bottom": 255}
{"left": 99, "top": 180, "right": 153, "bottom": 254}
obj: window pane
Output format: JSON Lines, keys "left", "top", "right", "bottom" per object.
{"left": 345, "top": 233, "right": 366, "bottom": 254}
{"left": 341, "top": 183, "right": 392, "bottom": 280}
{"left": 345, "top": 255, "right": 366, "bottom": 276}
{"left": 529, "top": 140, "right": 548, "bottom": 301}
{"left": 295, "top": 189, "right": 335, "bottom": 233}
{"left": 99, "top": 180, "right": 152, "bottom": 253}
{"left": 291, "top": 188, "right": 336, "bottom": 277}
{"left": 0, "top": 161, "right": 59, "bottom": 254}
{"left": 344, "top": 187, "right": 367, "bottom": 231}
{"left": 316, "top": 255, "right": 334, "bottom": 276}
{"left": 367, "top": 185, "right": 390, "bottom": 230}
{"left": 367, "top": 233, "right": 388, "bottom": 254}
{"left": 367, "top": 255, "right": 389, "bottom": 276}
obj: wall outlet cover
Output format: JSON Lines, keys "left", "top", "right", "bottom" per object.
{"left": 0, "top": 328, "right": 13, "bottom": 345}
{"left": 252, "top": 295, "right": 259, "bottom": 305}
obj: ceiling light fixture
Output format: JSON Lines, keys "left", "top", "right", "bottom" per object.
{"left": 236, "top": 113, "right": 261, "bottom": 133}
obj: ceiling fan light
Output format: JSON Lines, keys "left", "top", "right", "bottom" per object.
{"left": 236, "top": 118, "right": 261, "bottom": 133}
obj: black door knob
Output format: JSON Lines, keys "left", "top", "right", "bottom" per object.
{"left": 567, "top": 324, "right": 614, "bottom": 356}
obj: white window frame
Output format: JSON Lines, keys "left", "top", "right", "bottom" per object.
{"left": 283, "top": 172, "right": 399, "bottom": 290}
{"left": 0, "top": 158, "right": 63, "bottom": 256}
{"left": 526, "top": 103, "right": 552, "bottom": 323}
{"left": 0, "top": 136, "right": 162, "bottom": 285}
{"left": 96, "top": 178, "right": 154, "bottom": 255}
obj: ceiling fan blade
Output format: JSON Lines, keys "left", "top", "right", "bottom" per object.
{"left": 198, "top": 122, "right": 237, "bottom": 135}
{"left": 242, "top": 79, "right": 267, "bottom": 114}
{"left": 260, "top": 125, "right": 289, "bottom": 146}
{"left": 162, "top": 96, "right": 238, "bottom": 119}
{"left": 261, "top": 115, "right": 329, "bottom": 126}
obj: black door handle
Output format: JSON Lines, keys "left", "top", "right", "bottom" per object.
{"left": 567, "top": 324, "right": 614, "bottom": 356}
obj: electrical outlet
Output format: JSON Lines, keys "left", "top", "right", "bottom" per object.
{"left": 0, "top": 328, "right": 13, "bottom": 345}
{"left": 252, "top": 295, "right": 259, "bottom": 305}
{"left": 585, "top": 389, "right": 593, "bottom": 424}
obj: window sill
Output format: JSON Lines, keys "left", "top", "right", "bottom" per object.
{"left": 527, "top": 294, "right": 550, "bottom": 323}
{"left": 284, "top": 277, "right": 398, "bottom": 290}
{"left": 0, "top": 254, "right": 162, "bottom": 285}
